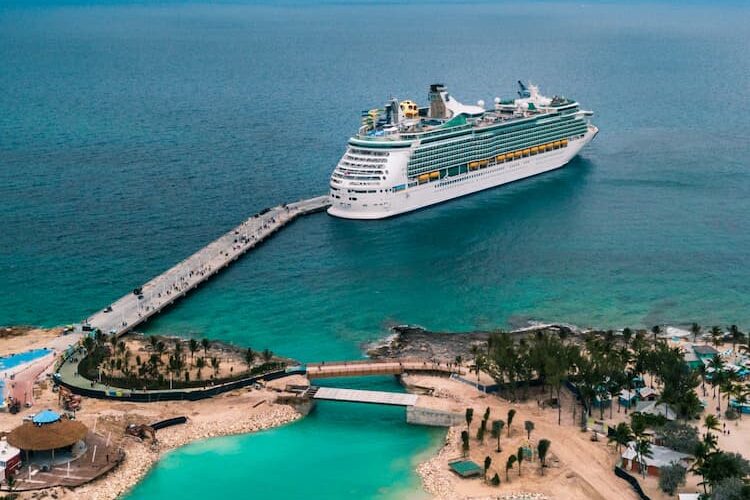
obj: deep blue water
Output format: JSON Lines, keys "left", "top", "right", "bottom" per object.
{"left": 2, "top": 0, "right": 750, "bottom": 498}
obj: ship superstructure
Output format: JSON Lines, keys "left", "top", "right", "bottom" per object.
{"left": 327, "top": 82, "right": 598, "bottom": 219}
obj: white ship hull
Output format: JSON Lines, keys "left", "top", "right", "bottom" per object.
{"left": 328, "top": 126, "right": 597, "bottom": 220}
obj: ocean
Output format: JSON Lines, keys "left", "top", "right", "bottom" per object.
{"left": 2, "top": 0, "right": 749, "bottom": 498}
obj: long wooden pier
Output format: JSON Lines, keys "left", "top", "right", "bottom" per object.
{"left": 86, "top": 195, "right": 330, "bottom": 337}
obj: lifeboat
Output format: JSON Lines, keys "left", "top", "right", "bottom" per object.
{"left": 468, "top": 161, "right": 480, "bottom": 169}
{"left": 514, "top": 150, "right": 523, "bottom": 159}
{"left": 496, "top": 154, "right": 506, "bottom": 162}
{"left": 479, "top": 159, "right": 489, "bottom": 167}
{"left": 553, "top": 141, "right": 561, "bottom": 148}
{"left": 530, "top": 147, "right": 539, "bottom": 155}
{"left": 522, "top": 148, "right": 531, "bottom": 156}
{"left": 539, "top": 144, "right": 547, "bottom": 152}
{"left": 561, "top": 138, "right": 569, "bottom": 147}
{"left": 429, "top": 171, "right": 440, "bottom": 179}
{"left": 418, "top": 174, "right": 430, "bottom": 183}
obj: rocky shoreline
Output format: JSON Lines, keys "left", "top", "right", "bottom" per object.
{"left": 367, "top": 323, "right": 576, "bottom": 362}
{"left": 66, "top": 404, "right": 301, "bottom": 500}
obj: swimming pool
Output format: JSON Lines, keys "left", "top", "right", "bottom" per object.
{"left": 0, "top": 348, "right": 52, "bottom": 371}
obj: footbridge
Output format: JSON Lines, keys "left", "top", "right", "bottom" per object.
{"left": 85, "top": 195, "right": 330, "bottom": 337}
{"left": 305, "top": 359, "right": 461, "bottom": 379}
{"left": 307, "top": 386, "right": 418, "bottom": 406}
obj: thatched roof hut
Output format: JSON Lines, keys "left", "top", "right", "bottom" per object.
{"left": 7, "top": 418, "right": 87, "bottom": 452}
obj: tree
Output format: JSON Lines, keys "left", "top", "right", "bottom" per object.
{"left": 659, "top": 421, "right": 700, "bottom": 454}
{"left": 461, "top": 430, "right": 470, "bottom": 457}
{"left": 505, "top": 455, "right": 516, "bottom": 481}
{"left": 211, "top": 356, "right": 220, "bottom": 377}
{"left": 262, "top": 348, "right": 273, "bottom": 363}
{"left": 477, "top": 423, "right": 485, "bottom": 443}
{"left": 728, "top": 325, "right": 744, "bottom": 353}
{"left": 196, "top": 357, "right": 205, "bottom": 380}
{"left": 516, "top": 446, "right": 524, "bottom": 476}
{"left": 491, "top": 473, "right": 500, "bottom": 486}
{"left": 491, "top": 420, "right": 504, "bottom": 452}
{"left": 507, "top": 409, "right": 516, "bottom": 437}
{"left": 5, "top": 472, "right": 16, "bottom": 493}
{"left": 691, "top": 323, "right": 702, "bottom": 343}
{"left": 712, "top": 476, "right": 750, "bottom": 500}
{"left": 465, "top": 408, "right": 474, "bottom": 432}
{"left": 609, "top": 422, "right": 634, "bottom": 454}
{"left": 704, "top": 414, "right": 721, "bottom": 440}
{"left": 658, "top": 462, "right": 687, "bottom": 496}
{"left": 537, "top": 439, "right": 551, "bottom": 475}
{"left": 710, "top": 326, "right": 724, "bottom": 348}
{"left": 201, "top": 338, "right": 210, "bottom": 356}
{"left": 524, "top": 420, "right": 535, "bottom": 440}
{"left": 635, "top": 438, "right": 653, "bottom": 478}
{"left": 245, "top": 348, "right": 255, "bottom": 369}
{"left": 189, "top": 338, "right": 199, "bottom": 364}
{"left": 484, "top": 407, "right": 491, "bottom": 422}
{"left": 83, "top": 335, "right": 95, "bottom": 354}
{"left": 484, "top": 456, "right": 492, "bottom": 483}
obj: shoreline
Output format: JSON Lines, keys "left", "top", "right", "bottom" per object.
{"left": 67, "top": 402, "right": 302, "bottom": 500}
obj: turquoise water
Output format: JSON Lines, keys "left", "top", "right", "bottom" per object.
{"left": 0, "top": 348, "right": 52, "bottom": 371}
{"left": 2, "top": 0, "right": 750, "bottom": 498}
{"left": 128, "top": 377, "right": 444, "bottom": 499}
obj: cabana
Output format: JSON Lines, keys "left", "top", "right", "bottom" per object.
{"left": 622, "top": 442, "right": 691, "bottom": 477}
{"left": 639, "top": 387, "right": 658, "bottom": 401}
{"left": 7, "top": 409, "right": 88, "bottom": 465}
{"left": 448, "top": 460, "right": 482, "bottom": 478}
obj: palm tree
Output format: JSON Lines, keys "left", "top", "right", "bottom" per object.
{"left": 188, "top": 338, "right": 199, "bottom": 365}
{"left": 196, "top": 357, "right": 205, "bottom": 380}
{"left": 537, "top": 439, "right": 551, "bottom": 475}
{"left": 465, "top": 408, "right": 474, "bottom": 433}
{"left": 245, "top": 348, "right": 255, "bottom": 370}
{"left": 635, "top": 438, "right": 652, "bottom": 478}
{"left": 516, "top": 447, "right": 524, "bottom": 476}
{"left": 524, "top": 420, "right": 535, "bottom": 440}
{"left": 608, "top": 422, "right": 634, "bottom": 454}
{"left": 461, "top": 430, "right": 470, "bottom": 457}
{"left": 491, "top": 420, "right": 504, "bottom": 452}
{"left": 484, "top": 456, "right": 492, "bottom": 483}
{"left": 149, "top": 335, "right": 159, "bottom": 351}
{"left": 505, "top": 455, "right": 516, "bottom": 481}
{"left": 709, "top": 326, "right": 723, "bottom": 348}
{"left": 690, "top": 441, "right": 711, "bottom": 495}
{"left": 262, "top": 348, "right": 273, "bottom": 363}
{"left": 651, "top": 325, "right": 662, "bottom": 343}
{"left": 211, "top": 356, "right": 220, "bottom": 377}
{"left": 507, "top": 409, "right": 516, "bottom": 437}
{"left": 201, "top": 338, "right": 210, "bottom": 356}
{"left": 731, "top": 386, "right": 749, "bottom": 419}
{"left": 690, "top": 323, "right": 702, "bottom": 343}
{"left": 728, "top": 325, "right": 744, "bottom": 352}
{"left": 703, "top": 414, "right": 720, "bottom": 440}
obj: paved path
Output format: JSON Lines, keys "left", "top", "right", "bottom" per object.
{"left": 86, "top": 196, "right": 330, "bottom": 337}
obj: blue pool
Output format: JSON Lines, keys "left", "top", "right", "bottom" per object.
{"left": 0, "top": 348, "right": 52, "bottom": 371}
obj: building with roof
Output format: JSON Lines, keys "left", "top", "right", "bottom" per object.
{"left": 621, "top": 442, "right": 692, "bottom": 477}
{"left": 619, "top": 389, "right": 639, "bottom": 408}
{"left": 7, "top": 409, "right": 88, "bottom": 465}
{"left": 639, "top": 387, "right": 658, "bottom": 401}
{"left": 692, "top": 345, "right": 718, "bottom": 360}
{"left": 634, "top": 400, "right": 677, "bottom": 421}
{"left": 0, "top": 438, "right": 21, "bottom": 481}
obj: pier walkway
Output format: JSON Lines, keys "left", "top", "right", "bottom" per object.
{"left": 305, "top": 359, "right": 461, "bottom": 379}
{"left": 86, "top": 196, "right": 330, "bottom": 337}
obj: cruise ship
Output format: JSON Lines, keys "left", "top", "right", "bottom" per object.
{"left": 327, "top": 82, "right": 598, "bottom": 219}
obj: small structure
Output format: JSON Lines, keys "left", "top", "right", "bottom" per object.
{"left": 634, "top": 400, "right": 677, "bottom": 421}
{"left": 683, "top": 349, "right": 701, "bottom": 370}
{"left": 639, "top": 387, "right": 658, "bottom": 401}
{"left": 448, "top": 460, "right": 483, "bottom": 478}
{"left": 0, "top": 438, "right": 21, "bottom": 480}
{"left": 619, "top": 389, "right": 639, "bottom": 408}
{"left": 622, "top": 442, "right": 691, "bottom": 477}
{"left": 7, "top": 409, "right": 88, "bottom": 465}
{"left": 692, "top": 345, "right": 718, "bottom": 361}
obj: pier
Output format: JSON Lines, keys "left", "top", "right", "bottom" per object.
{"left": 86, "top": 195, "right": 330, "bottom": 337}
